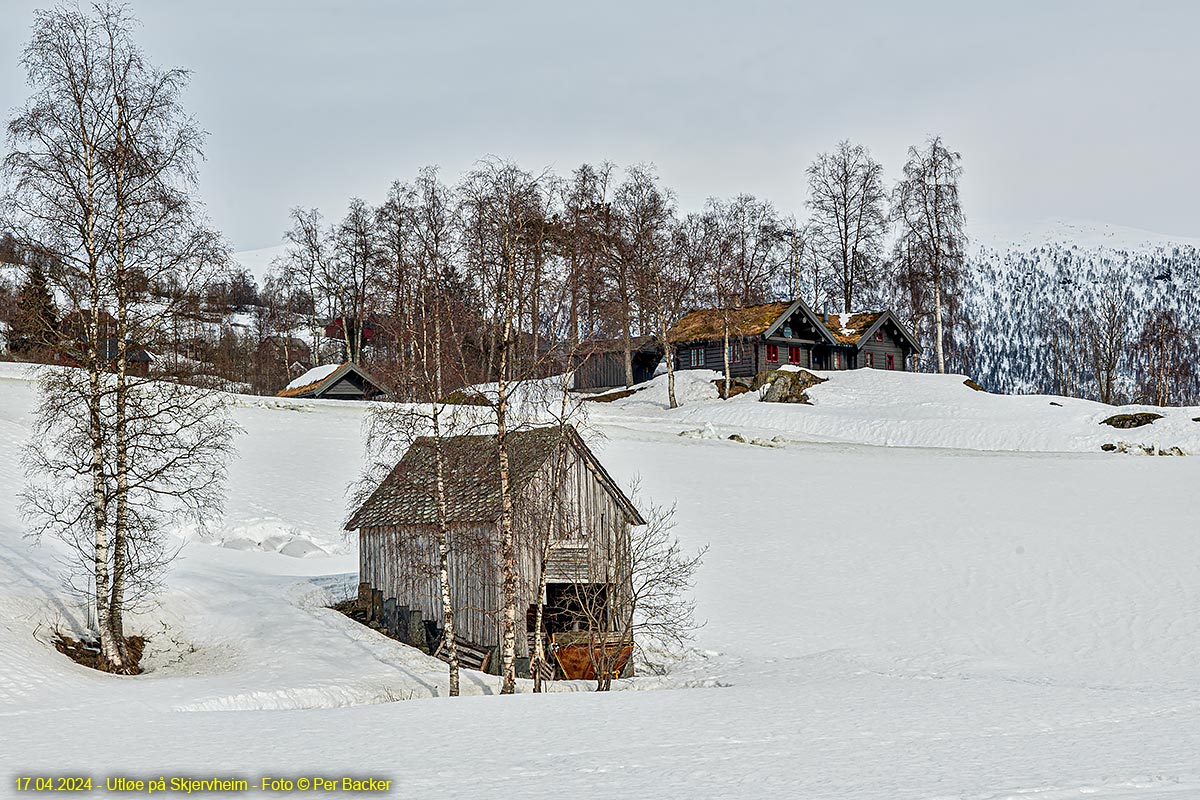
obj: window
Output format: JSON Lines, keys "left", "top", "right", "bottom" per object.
{"left": 688, "top": 348, "right": 705, "bottom": 367}
{"left": 875, "top": 330, "right": 884, "bottom": 342}
{"left": 766, "top": 344, "right": 779, "bottom": 363}
{"left": 886, "top": 354, "right": 895, "bottom": 370}
{"left": 788, "top": 345, "right": 802, "bottom": 365}
{"left": 865, "top": 352, "right": 874, "bottom": 368}
{"left": 833, "top": 352, "right": 842, "bottom": 370}
{"left": 727, "top": 343, "right": 742, "bottom": 364}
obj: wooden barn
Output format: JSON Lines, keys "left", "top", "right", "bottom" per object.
{"left": 569, "top": 336, "right": 663, "bottom": 391}
{"left": 668, "top": 298, "right": 921, "bottom": 378}
{"left": 345, "top": 425, "right": 644, "bottom": 678}
{"left": 276, "top": 361, "right": 387, "bottom": 400}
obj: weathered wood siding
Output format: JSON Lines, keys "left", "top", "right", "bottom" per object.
{"left": 571, "top": 352, "right": 659, "bottom": 390}
{"left": 357, "top": 442, "right": 635, "bottom": 669}
{"left": 359, "top": 521, "right": 499, "bottom": 650}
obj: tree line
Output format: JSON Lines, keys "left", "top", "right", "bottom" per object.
{"left": 251, "top": 137, "right": 968, "bottom": 409}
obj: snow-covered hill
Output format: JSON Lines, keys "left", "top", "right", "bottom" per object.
{"left": 4, "top": 364, "right": 1200, "bottom": 798}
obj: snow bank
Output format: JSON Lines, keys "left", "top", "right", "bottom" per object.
{"left": 593, "top": 367, "right": 1200, "bottom": 454}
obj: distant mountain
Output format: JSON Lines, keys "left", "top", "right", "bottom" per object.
{"left": 961, "top": 220, "right": 1200, "bottom": 402}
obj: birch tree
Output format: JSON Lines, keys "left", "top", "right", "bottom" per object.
{"left": 806, "top": 140, "right": 888, "bottom": 313}
{"left": 1086, "top": 278, "right": 1131, "bottom": 405}
{"left": 655, "top": 213, "right": 710, "bottom": 408}
{"left": 891, "top": 136, "right": 966, "bottom": 373}
{"left": 570, "top": 490, "right": 705, "bottom": 692}
{"left": 1136, "top": 307, "right": 1194, "bottom": 406}
{"left": 458, "top": 158, "right": 546, "bottom": 693}
{"left": 5, "top": 2, "right": 235, "bottom": 672}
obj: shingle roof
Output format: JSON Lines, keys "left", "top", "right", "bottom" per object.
{"left": 346, "top": 425, "right": 644, "bottom": 530}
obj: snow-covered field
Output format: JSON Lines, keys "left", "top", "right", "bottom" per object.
{"left": 3, "top": 363, "right": 1200, "bottom": 798}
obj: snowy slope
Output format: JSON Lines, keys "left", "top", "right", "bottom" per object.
{"left": 962, "top": 220, "right": 1200, "bottom": 400}
{"left": 603, "top": 369, "right": 1200, "bottom": 453}
{"left": 3, "top": 363, "right": 1200, "bottom": 798}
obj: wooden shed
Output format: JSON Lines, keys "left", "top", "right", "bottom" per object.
{"left": 345, "top": 425, "right": 644, "bottom": 677}
{"left": 569, "top": 336, "right": 663, "bottom": 391}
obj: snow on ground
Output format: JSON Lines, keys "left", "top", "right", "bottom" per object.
{"left": 608, "top": 368, "right": 1200, "bottom": 454}
{"left": 3, "top": 361, "right": 1200, "bottom": 798}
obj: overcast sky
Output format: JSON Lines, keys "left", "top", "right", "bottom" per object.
{"left": 2, "top": 1, "right": 1198, "bottom": 252}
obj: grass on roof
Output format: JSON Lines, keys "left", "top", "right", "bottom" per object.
{"left": 668, "top": 301, "right": 792, "bottom": 343}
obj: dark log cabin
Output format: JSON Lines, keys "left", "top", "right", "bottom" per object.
{"left": 345, "top": 425, "right": 644, "bottom": 678}
{"left": 668, "top": 298, "right": 921, "bottom": 378}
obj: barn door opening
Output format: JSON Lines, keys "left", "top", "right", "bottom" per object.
{"left": 544, "top": 582, "right": 610, "bottom": 634}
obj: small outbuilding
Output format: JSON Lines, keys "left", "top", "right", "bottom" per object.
{"left": 345, "top": 425, "right": 644, "bottom": 678}
{"left": 569, "top": 336, "right": 663, "bottom": 391}
{"left": 276, "top": 361, "right": 387, "bottom": 400}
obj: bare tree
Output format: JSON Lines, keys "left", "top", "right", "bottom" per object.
{"left": 606, "top": 164, "right": 671, "bottom": 387}
{"left": 654, "top": 213, "right": 710, "bottom": 408}
{"left": 779, "top": 216, "right": 811, "bottom": 303}
{"left": 277, "top": 207, "right": 335, "bottom": 365}
{"left": 5, "top": 3, "right": 236, "bottom": 671}
{"left": 1086, "top": 278, "right": 1131, "bottom": 405}
{"left": 1041, "top": 302, "right": 1088, "bottom": 398}
{"left": 1136, "top": 306, "right": 1194, "bottom": 406}
{"left": 557, "top": 163, "right": 614, "bottom": 347}
{"left": 570, "top": 490, "right": 705, "bottom": 691}
{"left": 458, "top": 158, "right": 549, "bottom": 693}
{"left": 892, "top": 136, "right": 966, "bottom": 373}
{"left": 807, "top": 140, "right": 888, "bottom": 313}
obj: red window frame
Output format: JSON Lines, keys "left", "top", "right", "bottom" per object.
{"left": 689, "top": 348, "right": 705, "bottom": 367}
{"left": 875, "top": 330, "right": 884, "bottom": 342}
{"left": 886, "top": 354, "right": 895, "bottom": 370}
{"left": 834, "top": 352, "right": 842, "bottom": 370}
{"left": 727, "top": 343, "right": 742, "bottom": 364}
{"left": 788, "top": 345, "right": 803, "bottom": 365}
{"left": 766, "top": 344, "right": 779, "bottom": 363}
{"left": 865, "top": 352, "right": 874, "bottom": 368}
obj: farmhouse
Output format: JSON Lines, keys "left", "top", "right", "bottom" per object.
{"left": 345, "top": 425, "right": 644, "bottom": 678}
{"left": 276, "top": 361, "right": 387, "bottom": 400}
{"left": 668, "top": 298, "right": 921, "bottom": 378}
{"left": 569, "top": 336, "right": 663, "bottom": 391}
